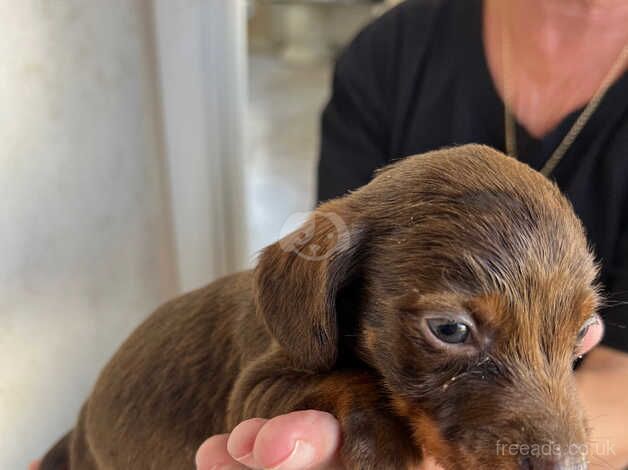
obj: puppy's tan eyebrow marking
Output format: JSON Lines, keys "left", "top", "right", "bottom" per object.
{"left": 407, "top": 292, "right": 467, "bottom": 312}
{"left": 464, "top": 294, "right": 502, "bottom": 327}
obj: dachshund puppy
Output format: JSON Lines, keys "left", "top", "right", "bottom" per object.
{"left": 41, "top": 145, "right": 600, "bottom": 470}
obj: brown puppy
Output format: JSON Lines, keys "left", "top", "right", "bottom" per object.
{"left": 40, "top": 145, "right": 600, "bottom": 470}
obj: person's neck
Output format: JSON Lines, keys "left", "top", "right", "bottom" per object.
{"left": 504, "top": 0, "right": 628, "bottom": 60}
{"left": 483, "top": 0, "right": 628, "bottom": 138}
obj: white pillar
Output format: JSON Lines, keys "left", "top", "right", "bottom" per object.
{"left": 0, "top": 1, "right": 177, "bottom": 467}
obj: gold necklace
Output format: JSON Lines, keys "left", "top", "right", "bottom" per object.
{"left": 500, "top": 11, "right": 628, "bottom": 177}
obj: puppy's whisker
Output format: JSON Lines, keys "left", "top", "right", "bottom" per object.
{"left": 599, "top": 299, "right": 628, "bottom": 308}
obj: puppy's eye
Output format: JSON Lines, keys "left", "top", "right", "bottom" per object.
{"left": 427, "top": 318, "right": 470, "bottom": 344}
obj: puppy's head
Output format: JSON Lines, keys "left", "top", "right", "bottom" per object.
{"left": 255, "top": 145, "right": 600, "bottom": 470}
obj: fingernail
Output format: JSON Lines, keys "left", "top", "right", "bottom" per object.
{"left": 268, "top": 440, "right": 315, "bottom": 470}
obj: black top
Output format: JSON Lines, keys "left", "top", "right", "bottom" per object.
{"left": 317, "top": 0, "right": 628, "bottom": 351}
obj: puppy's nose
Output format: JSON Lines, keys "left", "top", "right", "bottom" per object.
{"left": 520, "top": 456, "right": 587, "bottom": 470}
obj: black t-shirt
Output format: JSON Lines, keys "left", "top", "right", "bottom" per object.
{"left": 317, "top": 0, "right": 628, "bottom": 351}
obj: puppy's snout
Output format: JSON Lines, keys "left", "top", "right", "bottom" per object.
{"left": 520, "top": 456, "right": 587, "bottom": 470}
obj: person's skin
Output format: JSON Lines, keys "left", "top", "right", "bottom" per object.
{"left": 575, "top": 346, "right": 628, "bottom": 469}
{"left": 192, "top": 412, "right": 441, "bottom": 470}
{"left": 29, "top": 1, "right": 628, "bottom": 469}
{"left": 484, "top": 0, "right": 628, "bottom": 138}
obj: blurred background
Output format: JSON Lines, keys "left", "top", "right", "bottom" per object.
{"left": 0, "top": 0, "right": 399, "bottom": 468}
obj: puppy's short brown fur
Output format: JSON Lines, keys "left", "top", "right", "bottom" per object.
{"left": 41, "top": 145, "right": 600, "bottom": 470}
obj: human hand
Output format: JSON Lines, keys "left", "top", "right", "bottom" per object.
{"left": 195, "top": 410, "right": 444, "bottom": 470}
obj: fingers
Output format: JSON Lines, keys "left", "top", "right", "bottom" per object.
{"left": 226, "top": 418, "right": 267, "bottom": 467}
{"left": 248, "top": 410, "right": 341, "bottom": 469}
{"left": 197, "top": 410, "right": 343, "bottom": 470}
{"left": 28, "top": 460, "right": 41, "bottom": 470}
{"left": 196, "top": 434, "right": 247, "bottom": 470}
{"left": 197, "top": 410, "right": 443, "bottom": 470}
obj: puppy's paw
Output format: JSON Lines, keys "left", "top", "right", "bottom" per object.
{"left": 339, "top": 409, "right": 420, "bottom": 470}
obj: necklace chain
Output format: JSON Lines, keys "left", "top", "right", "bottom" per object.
{"left": 500, "top": 10, "right": 628, "bottom": 177}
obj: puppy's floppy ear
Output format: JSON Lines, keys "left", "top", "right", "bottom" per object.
{"left": 254, "top": 198, "right": 366, "bottom": 371}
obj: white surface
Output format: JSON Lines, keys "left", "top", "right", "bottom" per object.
{"left": 1, "top": 1, "right": 174, "bottom": 467}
